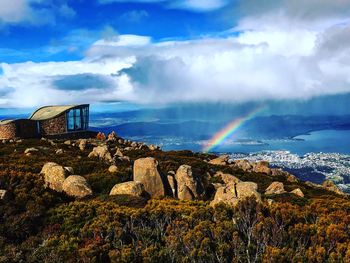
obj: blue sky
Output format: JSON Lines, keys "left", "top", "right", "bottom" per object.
{"left": 0, "top": 0, "right": 231, "bottom": 63}
{"left": 1, "top": 0, "right": 350, "bottom": 108}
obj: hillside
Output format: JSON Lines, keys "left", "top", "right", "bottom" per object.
{"left": 0, "top": 133, "right": 350, "bottom": 263}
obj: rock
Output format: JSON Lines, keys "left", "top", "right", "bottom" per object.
{"left": 62, "top": 175, "right": 92, "bottom": 198}
{"left": 267, "top": 199, "right": 275, "bottom": 206}
{"left": 56, "top": 149, "right": 64, "bottom": 155}
{"left": 265, "top": 182, "right": 286, "bottom": 195}
{"left": 175, "top": 165, "right": 199, "bottom": 200}
{"left": 133, "top": 157, "right": 166, "bottom": 197}
{"left": 64, "top": 140, "right": 71, "bottom": 145}
{"left": 118, "top": 156, "right": 130, "bottom": 162}
{"left": 287, "top": 174, "right": 298, "bottom": 183}
{"left": 0, "top": 190, "right": 7, "bottom": 200}
{"left": 24, "top": 147, "right": 39, "bottom": 155}
{"left": 16, "top": 139, "right": 23, "bottom": 143}
{"left": 290, "top": 188, "right": 304, "bottom": 197}
{"left": 107, "top": 131, "right": 118, "bottom": 142}
{"left": 124, "top": 147, "right": 133, "bottom": 151}
{"left": 108, "top": 165, "right": 118, "bottom": 173}
{"left": 114, "top": 148, "right": 124, "bottom": 157}
{"left": 322, "top": 180, "right": 345, "bottom": 195}
{"left": 64, "top": 167, "right": 74, "bottom": 175}
{"left": 49, "top": 140, "right": 56, "bottom": 146}
{"left": 271, "top": 168, "right": 299, "bottom": 183}
{"left": 233, "top": 160, "right": 253, "bottom": 171}
{"left": 110, "top": 181, "right": 145, "bottom": 197}
{"left": 88, "top": 145, "right": 112, "bottom": 162}
{"left": 41, "top": 162, "right": 67, "bottom": 192}
{"left": 79, "top": 139, "right": 87, "bottom": 151}
{"left": 209, "top": 155, "right": 230, "bottom": 165}
{"left": 253, "top": 161, "right": 271, "bottom": 175}
{"left": 96, "top": 132, "right": 106, "bottom": 141}
{"left": 131, "top": 142, "right": 138, "bottom": 148}
{"left": 148, "top": 144, "right": 157, "bottom": 151}
{"left": 167, "top": 175, "right": 176, "bottom": 196}
{"left": 118, "top": 139, "right": 124, "bottom": 145}
{"left": 215, "top": 172, "right": 241, "bottom": 185}
{"left": 210, "top": 181, "right": 261, "bottom": 207}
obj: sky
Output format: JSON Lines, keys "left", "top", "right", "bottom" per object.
{"left": 0, "top": 0, "right": 350, "bottom": 108}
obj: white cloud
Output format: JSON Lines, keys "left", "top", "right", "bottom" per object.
{"left": 2, "top": 20, "right": 350, "bottom": 107}
{"left": 98, "top": 0, "right": 229, "bottom": 11}
{"left": 0, "top": 0, "right": 75, "bottom": 25}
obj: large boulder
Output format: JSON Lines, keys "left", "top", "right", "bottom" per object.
{"left": 62, "top": 175, "right": 92, "bottom": 198}
{"left": 290, "top": 188, "right": 304, "bottom": 198}
{"left": 133, "top": 157, "right": 166, "bottom": 197}
{"left": 110, "top": 181, "right": 145, "bottom": 197}
{"left": 265, "top": 182, "right": 286, "bottom": 195}
{"left": 322, "top": 180, "right": 345, "bottom": 195}
{"left": 210, "top": 181, "right": 261, "bottom": 207}
{"left": 88, "top": 145, "right": 112, "bottom": 162}
{"left": 253, "top": 161, "right": 271, "bottom": 175}
{"left": 175, "top": 165, "right": 199, "bottom": 200}
{"left": 41, "top": 162, "right": 67, "bottom": 192}
{"left": 215, "top": 172, "right": 241, "bottom": 185}
{"left": 209, "top": 155, "right": 230, "bottom": 165}
{"left": 233, "top": 160, "right": 253, "bottom": 171}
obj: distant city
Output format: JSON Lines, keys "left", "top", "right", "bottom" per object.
{"left": 231, "top": 151, "right": 350, "bottom": 193}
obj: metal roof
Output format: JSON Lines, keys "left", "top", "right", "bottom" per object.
{"left": 29, "top": 104, "right": 89, "bottom": 121}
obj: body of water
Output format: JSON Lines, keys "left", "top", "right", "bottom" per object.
{"left": 138, "top": 129, "right": 350, "bottom": 155}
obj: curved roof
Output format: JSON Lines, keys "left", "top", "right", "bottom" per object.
{"left": 29, "top": 104, "right": 88, "bottom": 121}
{"left": 0, "top": 119, "right": 15, "bottom": 125}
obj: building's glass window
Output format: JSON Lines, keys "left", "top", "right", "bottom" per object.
{"left": 67, "top": 106, "right": 89, "bottom": 131}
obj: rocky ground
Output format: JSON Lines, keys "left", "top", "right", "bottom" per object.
{"left": 0, "top": 131, "right": 349, "bottom": 262}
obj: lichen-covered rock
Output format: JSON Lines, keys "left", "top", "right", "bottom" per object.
{"left": 114, "top": 148, "right": 124, "bottom": 157}
{"left": 41, "top": 162, "right": 67, "bottom": 192}
{"left": 209, "top": 155, "right": 229, "bottom": 165}
{"left": 56, "top": 149, "right": 64, "bottom": 155}
{"left": 322, "top": 180, "right": 345, "bottom": 195}
{"left": 108, "top": 165, "right": 118, "bottom": 173}
{"left": 167, "top": 175, "right": 176, "bottom": 196}
{"left": 24, "top": 147, "right": 39, "bottom": 156}
{"left": 290, "top": 188, "right": 304, "bottom": 197}
{"left": 0, "top": 189, "right": 7, "bottom": 200}
{"left": 265, "top": 182, "right": 286, "bottom": 195}
{"left": 107, "top": 131, "right": 118, "bottom": 142}
{"left": 210, "top": 181, "right": 261, "bottom": 207}
{"left": 133, "top": 157, "right": 165, "bottom": 197}
{"left": 62, "top": 175, "right": 92, "bottom": 198}
{"left": 79, "top": 139, "right": 87, "bottom": 151}
{"left": 64, "top": 167, "right": 74, "bottom": 175}
{"left": 175, "top": 165, "right": 198, "bottom": 200}
{"left": 253, "top": 161, "right": 271, "bottom": 175}
{"left": 88, "top": 145, "right": 112, "bottom": 162}
{"left": 110, "top": 181, "right": 145, "bottom": 197}
{"left": 215, "top": 172, "right": 241, "bottom": 185}
{"left": 233, "top": 160, "right": 253, "bottom": 171}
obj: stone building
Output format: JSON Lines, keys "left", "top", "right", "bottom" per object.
{"left": 0, "top": 104, "right": 91, "bottom": 139}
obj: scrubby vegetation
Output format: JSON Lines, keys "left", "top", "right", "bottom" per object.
{"left": 0, "top": 138, "right": 349, "bottom": 262}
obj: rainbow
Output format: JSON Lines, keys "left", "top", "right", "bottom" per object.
{"left": 203, "top": 106, "right": 266, "bottom": 152}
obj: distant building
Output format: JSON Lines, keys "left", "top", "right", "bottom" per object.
{"left": 0, "top": 104, "right": 92, "bottom": 139}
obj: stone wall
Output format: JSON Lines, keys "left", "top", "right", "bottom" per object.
{"left": 40, "top": 114, "right": 67, "bottom": 135}
{"left": 0, "top": 123, "right": 17, "bottom": 139}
